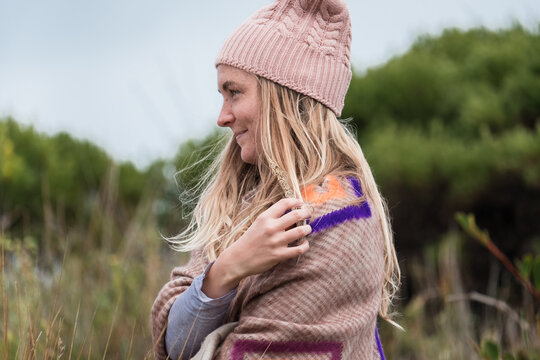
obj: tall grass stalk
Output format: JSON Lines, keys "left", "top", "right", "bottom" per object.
{"left": 2, "top": 242, "right": 8, "bottom": 360}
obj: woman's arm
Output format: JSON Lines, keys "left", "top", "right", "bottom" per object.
{"left": 151, "top": 250, "right": 207, "bottom": 360}
{"left": 166, "top": 262, "right": 237, "bottom": 360}
{"left": 153, "top": 199, "right": 311, "bottom": 360}
{"left": 202, "top": 198, "right": 312, "bottom": 298}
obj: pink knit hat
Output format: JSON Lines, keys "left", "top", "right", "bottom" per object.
{"left": 216, "top": 0, "right": 352, "bottom": 116}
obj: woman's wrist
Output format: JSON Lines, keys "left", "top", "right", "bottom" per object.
{"left": 201, "top": 250, "right": 242, "bottom": 298}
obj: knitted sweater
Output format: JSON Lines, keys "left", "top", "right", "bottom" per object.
{"left": 151, "top": 176, "right": 385, "bottom": 359}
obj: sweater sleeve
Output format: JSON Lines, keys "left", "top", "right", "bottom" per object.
{"left": 151, "top": 249, "right": 208, "bottom": 360}
{"left": 166, "top": 262, "right": 237, "bottom": 360}
{"left": 216, "top": 176, "right": 386, "bottom": 360}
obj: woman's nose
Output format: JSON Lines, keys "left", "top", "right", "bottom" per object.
{"left": 217, "top": 101, "right": 234, "bottom": 127}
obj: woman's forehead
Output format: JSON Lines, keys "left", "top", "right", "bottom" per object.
{"left": 217, "top": 65, "right": 256, "bottom": 86}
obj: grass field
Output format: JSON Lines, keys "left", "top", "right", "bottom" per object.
{"left": 2, "top": 201, "right": 539, "bottom": 359}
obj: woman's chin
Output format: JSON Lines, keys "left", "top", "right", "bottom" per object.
{"left": 240, "top": 150, "right": 257, "bottom": 165}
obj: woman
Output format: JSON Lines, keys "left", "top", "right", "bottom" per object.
{"left": 152, "top": 0, "right": 400, "bottom": 359}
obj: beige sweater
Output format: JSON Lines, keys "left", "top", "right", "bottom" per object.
{"left": 151, "top": 176, "right": 385, "bottom": 359}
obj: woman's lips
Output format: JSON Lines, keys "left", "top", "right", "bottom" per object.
{"left": 235, "top": 130, "right": 247, "bottom": 141}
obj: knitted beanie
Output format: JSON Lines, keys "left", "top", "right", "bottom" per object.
{"left": 215, "top": 0, "right": 352, "bottom": 116}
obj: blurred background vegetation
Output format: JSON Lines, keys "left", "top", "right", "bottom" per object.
{"left": 1, "top": 24, "right": 539, "bottom": 359}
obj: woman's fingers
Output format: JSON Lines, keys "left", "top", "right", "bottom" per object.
{"left": 281, "top": 224, "right": 312, "bottom": 245}
{"left": 264, "top": 198, "right": 304, "bottom": 218}
{"left": 282, "top": 238, "right": 310, "bottom": 259}
{"left": 277, "top": 208, "right": 311, "bottom": 229}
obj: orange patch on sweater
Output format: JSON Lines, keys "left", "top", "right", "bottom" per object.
{"left": 301, "top": 175, "right": 346, "bottom": 205}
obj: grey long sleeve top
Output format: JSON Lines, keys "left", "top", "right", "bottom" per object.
{"left": 165, "top": 262, "right": 237, "bottom": 360}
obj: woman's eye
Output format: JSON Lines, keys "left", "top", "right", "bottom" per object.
{"left": 230, "top": 89, "right": 240, "bottom": 96}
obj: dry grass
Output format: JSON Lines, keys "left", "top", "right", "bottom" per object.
{"left": 380, "top": 232, "right": 540, "bottom": 360}
{"left": 0, "top": 192, "right": 188, "bottom": 359}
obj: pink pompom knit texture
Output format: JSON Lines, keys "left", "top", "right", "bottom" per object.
{"left": 216, "top": 0, "right": 352, "bottom": 116}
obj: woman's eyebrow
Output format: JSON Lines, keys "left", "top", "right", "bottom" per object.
{"left": 221, "top": 81, "right": 232, "bottom": 91}
{"left": 220, "top": 80, "right": 240, "bottom": 92}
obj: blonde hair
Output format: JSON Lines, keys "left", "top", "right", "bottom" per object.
{"left": 168, "top": 77, "right": 400, "bottom": 320}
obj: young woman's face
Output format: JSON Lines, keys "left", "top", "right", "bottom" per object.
{"left": 217, "top": 65, "right": 260, "bottom": 164}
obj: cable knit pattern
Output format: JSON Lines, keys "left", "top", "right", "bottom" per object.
{"left": 251, "top": 3, "right": 278, "bottom": 25}
{"left": 216, "top": 0, "right": 352, "bottom": 116}
{"left": 151, "top": 176, "right": 385, "bottom": 359}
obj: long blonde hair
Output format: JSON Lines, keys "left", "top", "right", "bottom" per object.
{"left": 168, "top": 77, "right": 400, "bottom": 320}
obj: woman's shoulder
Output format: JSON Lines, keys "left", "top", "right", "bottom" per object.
{"left": 301, "top": 174, "right": 373, "bottom": 235}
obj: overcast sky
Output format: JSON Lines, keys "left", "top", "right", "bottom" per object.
{"left": 1, "top": 0, "right": 539, "bottom": 167}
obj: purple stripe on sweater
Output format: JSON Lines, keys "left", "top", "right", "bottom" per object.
{"left": 375, "top": 326, "right": 386, "bottom": 360}
{"left": 231, "top": 339, "right": 342, "bottom": 360}
{"left": 348, "top": 176, "right": 364, "bottom": 198}
{"left": 309, "top": 202, "right": 371, "bottom": 234}
{"left": 306, "top": 176, "right": 371, "bottom": 234}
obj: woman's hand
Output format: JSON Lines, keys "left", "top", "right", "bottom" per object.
{"left": 202, "top": 198, "right": 311, "bottom": 298}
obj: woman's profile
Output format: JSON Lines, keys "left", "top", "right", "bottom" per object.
{"left": 151, "top": 0, "right": 400, "bottom": 359}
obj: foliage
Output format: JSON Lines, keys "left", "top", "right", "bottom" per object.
{"left": 343, "top": 25, "right": 540, "bottom": 263}
{"left": 344, "top": 25, "right": 540, "bottom": 200}
{"left": 517, "top": 254, "right": 540, "bottom": 292}
{"left": 344, "top": 25, "right": 540, "bottom": 134}
{"left": 380, "top": 229, "right": 539, "bottom": 359}
{"left": 0, "top": 118, "right": 176, "bottom": 254}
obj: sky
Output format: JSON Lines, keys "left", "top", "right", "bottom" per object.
{"left": 1, "top": 0, "right": 539, "bottom": 167}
